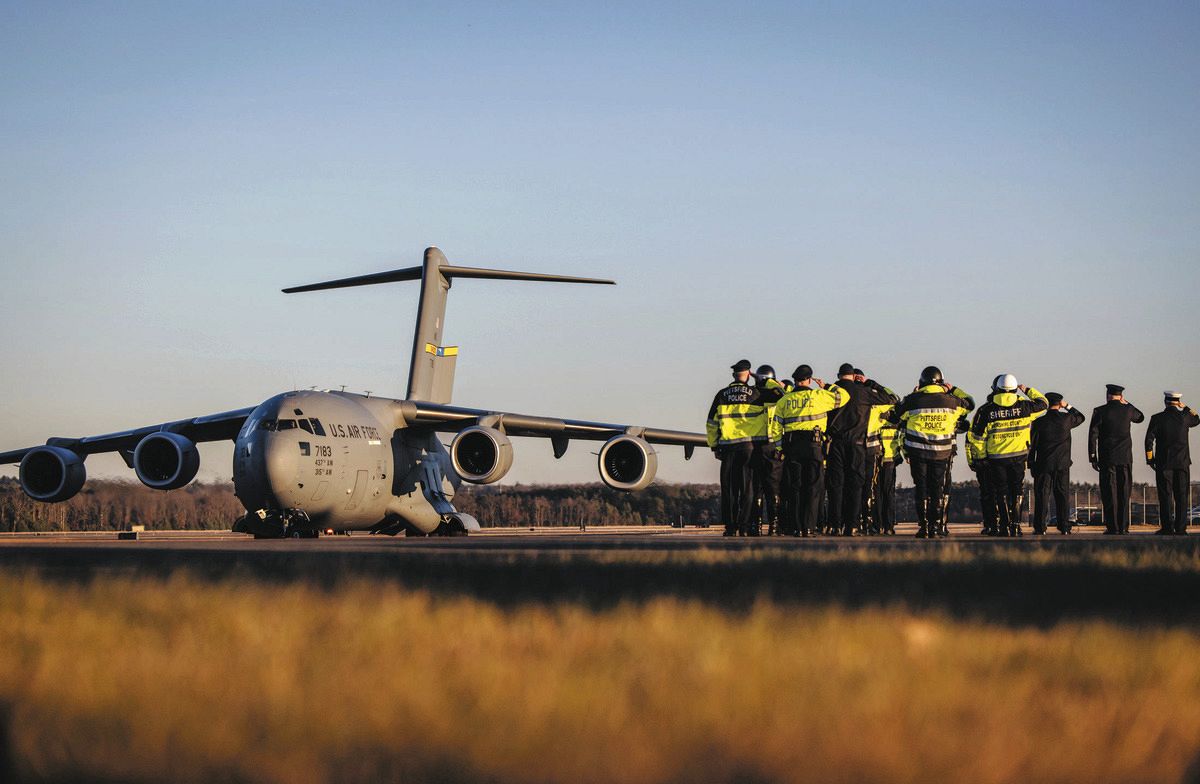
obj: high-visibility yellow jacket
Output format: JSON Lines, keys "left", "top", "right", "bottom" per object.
{"left": 970, "top": 388, "right": 1049, "bottom": 461}
{"left": 889, "top": 384, "right": 974, "bottom": 462}
{"left": 770, "top": 384, "right": 850, "bottom": 444}
{"left": 881, "top": 421, "right": 904, "bottom": 462}
{"left": 760, "top": 377, "right": 786, "bottom": 426}
{"left": 706, "top": 381, "right": 772, "bottom": 448}
{"left": 866, "top": 390, "right": 897, "bottom": 452}
{"left": 966, "top": 428, "right": 987, "bottom": 468}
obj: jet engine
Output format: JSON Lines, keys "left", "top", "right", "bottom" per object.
{"left": 133, "top": 432, "right": 200, "bottom": 490}
{"left": 19, "top": 446, "right": 87, "bottom": 502}
{"left": 598, "top": 434, "right": 657, "bottom": 491}
{"left": 450, "top": 426, "right": 514, "bottom": 484}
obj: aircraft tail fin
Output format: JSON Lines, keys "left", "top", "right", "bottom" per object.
{"left": 282, "top": 247, "right": 614, "bottom": 403}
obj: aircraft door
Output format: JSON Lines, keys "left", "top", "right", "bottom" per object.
{"left": 347, "top": 469, "right": 368, "bottom": 510}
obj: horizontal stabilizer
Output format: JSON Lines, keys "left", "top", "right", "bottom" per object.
{"left": 283, "top": 263, "right": 613, "bottom": 294}
{"left": 440, "top": 266, "right": 614, "bottom": 285}
{"left": 281, "top": 247, "right": 615, "bottom": 403}
{"left": 282, "top": 266, "right": 423, "bottom": 294}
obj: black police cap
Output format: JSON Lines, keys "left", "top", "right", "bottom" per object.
{"left": 731, "top": 359, "right": 752, "bottom": 372}
{"left": 793, "top": 364, "right": 813, "bottom": 382}
{"left": 1106, "top": 384, "right": 1125, "bottom": 395}
{"left": 837, "top": 362, "right": 855, "bottom": 377}
{"left": 1046, "top": 392, "right": 1064, "bottom": 406}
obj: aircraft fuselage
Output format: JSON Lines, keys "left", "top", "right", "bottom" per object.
{"left": 233, "top": 390, "right": 458, "bottom": 535}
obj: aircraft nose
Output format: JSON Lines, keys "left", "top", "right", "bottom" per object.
{"left": 264, "top": 433, "right": 301, "bottom": 506}
{"left": 234, "top": 427, "right": 275, "bottom": 511}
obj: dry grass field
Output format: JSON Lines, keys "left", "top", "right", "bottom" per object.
{"left": 2, "top": 567, "right": 1200, "bottom": 784}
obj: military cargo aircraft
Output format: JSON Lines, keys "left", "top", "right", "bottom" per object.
{"left": 1, "top": 248, "right": 707, "bottom": 536}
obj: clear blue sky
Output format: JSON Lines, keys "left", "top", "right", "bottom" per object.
{"left": 2, "top": 1, "right": 1197, "bottom": 488}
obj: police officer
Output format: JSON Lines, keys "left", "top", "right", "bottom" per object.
{"left": 967, "top": 424, "right": 996, "bottom": 535}
{"left": 751, "top": 365, "right": 786, "bottom": 536}
{"left": 771, "top": 365, "right": 849, "bottom": 536}
{"left": 876, "top": 411, "right": 904, "bottom": 535}
{"left": 1088, "top": 384, "right": 1144, "bottom": 535}
{"left": 859, "top": 368, "right": 897, "bottom": 535}
{"left": 706, "top": 359, "right": 770, "bottom": 536}
{"left": 1029, "top": 393, "right": 1086, "bottom": 535}
{"left": 889, "top": 366, "right": 975, "bottom": 538}
{"left": 1145, "top": 391, "right": 1200, "bottom": 535}
{"left": 971, "top": 374, "right": 1048, "bottom": 536}
{"left": 825, "top": 363, "right": 899, "bottom": 536}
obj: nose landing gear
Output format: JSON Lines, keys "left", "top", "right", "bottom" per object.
{"left": 233, "top": 508, "right": 316, "bottom": 539}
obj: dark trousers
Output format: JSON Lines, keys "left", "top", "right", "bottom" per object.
{"left": 1100, "top": 464, "right": 1132, "bottom": 534}
{"left": 753, "top": 445, "right": 784, "bottom": 533}
{"left": 861, "top": 447, "right": 883, "bottom": 530}
{"left": 909, "top": 458, "right": 950, "bottom": 528}
{"left": 986, "top": 459, "right": 1027, "bottom": 533}
{"left": 974, "top": 465, "right": 996, "bottom": 532}
{"left": 782, "top": 456, "right": 824, "bottom": 535}
{"left": 876, "top": 460, "right": 897, "bottom": 532}
{"left": 826, "top": 438, "right": 867, "bottom": 534}
{"left": 719, "top": 444, "right": 755, "bottom": 535}
{"left": 1156, "top": 467, "right": 1191, "bottom": 533}
{"left": 1033, "top": 468, "right": 1071, "bottom": 533}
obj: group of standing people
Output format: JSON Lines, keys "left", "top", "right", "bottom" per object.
{"left": 706, "top": 360, "right": 1198, "bottom": 538}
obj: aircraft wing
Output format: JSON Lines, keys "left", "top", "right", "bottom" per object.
{"left": 0, "top": 407, "right": 256, "bottom": 466}
{"left": 399, "top": 401, "right": 707, "bottom": 457}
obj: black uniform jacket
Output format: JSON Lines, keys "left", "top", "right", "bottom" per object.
{"left": 1029, "top": 406, "right": 1086, "bottom": 474}
{"left": 1145, "top": 406, "right": 1200, "bottom": 469}
{"left": 825, "top": 380, "right": 899, "bottom": 442}
{"left": 1088, "top": 400, "right": 1145, "bottom": 466}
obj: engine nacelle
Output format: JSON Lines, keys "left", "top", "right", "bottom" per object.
{"left": 133, "top": 432, "right": 200, "bottom": 490}
{"left": 450, "top": 426, "right": 514, "bottom": 484}
{"left": 19, "top": 446, "right": 87, "bottom": 502}
{"left": 598, "top": 435, "right": 657, "bottom": 492}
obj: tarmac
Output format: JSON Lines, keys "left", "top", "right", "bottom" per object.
{"left": 0, "top": 521, "right": 1184, "bottom": 549}
{"left": 2, "top": 523, "right": 1197, "bottom": 625}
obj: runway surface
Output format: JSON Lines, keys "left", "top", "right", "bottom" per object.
{"left": 2, "top": 523, "right": 1198, "bottom": 625}
{"left": 0, "top": 521, "right": 1187, "bottom": 551}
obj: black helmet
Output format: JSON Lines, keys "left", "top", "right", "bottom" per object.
{"left": 755, "top": 364, "right": 775, "bottom": 381}
{"left": 919, "top": 366, "right": 943, "bottom": 386}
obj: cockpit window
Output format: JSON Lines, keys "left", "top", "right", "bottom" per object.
{"left": 258, "top": 417, "right": 325, "bottom": 435}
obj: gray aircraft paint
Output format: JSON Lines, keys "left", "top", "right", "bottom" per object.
{"left": 1, "top": 247, "right": 706, "bottom": 537}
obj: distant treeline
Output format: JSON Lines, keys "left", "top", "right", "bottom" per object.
{"left": 2, "top": 475, "right": 1169, "bottom": 532}
{"left": 0, "top": 477, "right": 244, "bottom": 533}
